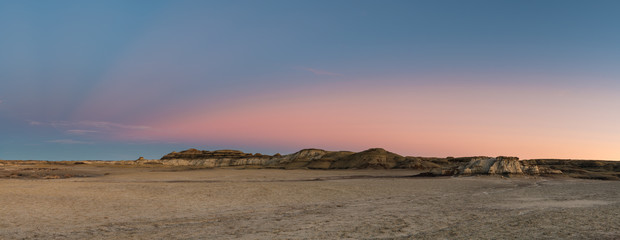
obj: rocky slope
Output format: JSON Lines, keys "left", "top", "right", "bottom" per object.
{"left": 3, "top": 149, "right": 619, "bottom": 180}
{"left": 426, "top": 156, "right": 562, "bottom": 176}
{"left": 103, "top": 147, "right": 620, "bottom": 179}
{"left": 523, "top": 159, "right": 620, "bottom": 180}
{"left": 150, "top": 148, "right": 570, "bottom": 177}
{"left": 264, "top": 149, "right": 355, "bottom": 169}
{"left": 140, "top": 149, "right": 272, "bottom": 168}
{"left": 161, "top": 149, "right": 265, "bottom": 160}
{"left": 154, "top": 148, "right": 444, "bottom": 170}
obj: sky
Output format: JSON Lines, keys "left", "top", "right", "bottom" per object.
{"left": 1, "top": 0, "right": 620, "bottom": 160}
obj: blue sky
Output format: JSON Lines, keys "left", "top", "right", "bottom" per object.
{"left": 1, "top": 0, "right": 620, "bottom": 160}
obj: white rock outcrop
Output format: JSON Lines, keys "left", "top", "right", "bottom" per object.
{"left": 457, "top": 156, "right": 561, "bottom": 175}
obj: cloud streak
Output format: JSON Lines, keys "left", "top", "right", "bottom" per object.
{"left": 28, "top": 120, "right": 151, "bottom": 130}
{"left": 27, "top": 120, "right": 43, "bottom": 125}
{"left": 74, "top": 121, "right": 151, "bottom": 130}
{"left": 67, "top": 129, "right": 99, "bottom": 135}
{"left": 48, "top": 139, "right": 93, "bottom": 144}
{"left": 28, "top": 120, "right": 152, "bottom": 142}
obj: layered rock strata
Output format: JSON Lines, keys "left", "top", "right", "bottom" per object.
{"left": 147, "top": 149, "right": 271, "bottom": 167}
{"left": 153, "top": 148, "right": 559, "bottom": 176}
{"left": 429, "top": 156, "right": 562, "bottom": 176}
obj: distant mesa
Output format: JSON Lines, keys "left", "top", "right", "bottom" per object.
{"left": 157, "top": 147, "right": 435, "bottom": 170}
{"left": 151, "top": 148, "right": 578, "bottom": 177}
{"left": 1, "top": 148, "right": 619, "bottom": 180}
{"left": 91, "top": 147, "right": 620, "bottom": 180}
{"left": 161, "top": 149, "right": 270, "bottom": 160}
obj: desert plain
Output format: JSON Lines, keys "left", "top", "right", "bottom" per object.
{"left": 0, "top": 163, "right": 619, "bottom": 240}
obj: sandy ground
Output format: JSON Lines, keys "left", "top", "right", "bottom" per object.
{"left": 0, "top": 166, "right": 619, "bottom": 239}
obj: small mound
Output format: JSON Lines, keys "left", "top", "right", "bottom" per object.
{"left": 267, "top": 149, "right": 355, "bottom": 169}
{"left": 396, "top": 157, "right": 441, "bottom": 169}
{"left": 331, "top": 148, "right": 405, "bottom": 169}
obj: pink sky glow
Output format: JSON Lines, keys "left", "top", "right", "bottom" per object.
{"left": 108, "top": 80, "right": 620, "bottom": 160}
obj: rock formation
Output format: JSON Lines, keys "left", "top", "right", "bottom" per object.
{"left": 330, "top": 148, "right": 403, "bottom": 169}
{"left": 156, "top": 148, "right": 442, "bottom": 170}
{"left": 522, "top": 159, "right": 620, "bottom": 180}
{"left": 427, "top": 156, "right": 562, "bottom": 176}
{"left": 459, "top": 156, "right": 525, "bottom": 175}
{"left": 4, "top": 148, "right": 618, "bottom": 180}
{"left": 156, "top": 149, "right": 271, "bottom": 168}
{"left": 161, "top": 149, "right": 262, "bottom": 160}
{"left": 147, "top": 148, "right": 587, "bottom": 178}
{"left": 265, "top": 148, "right": 355, "bottom": 169}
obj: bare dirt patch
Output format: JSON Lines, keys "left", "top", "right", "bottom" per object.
{"left": 0, "top": 166, "right": 618, "bottom": 239}
{"left": 0, "top": 167, "right": 101, "bottom": 179}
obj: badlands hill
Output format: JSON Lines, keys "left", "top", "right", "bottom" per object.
{"left": 3, "top": 148, "right": 618, "bottom": 180}
{"left": 146, "top": 148, "right": 620, "bottom": 180}
{"left": 156, "top": 148, "right": 442, "bottom": 170}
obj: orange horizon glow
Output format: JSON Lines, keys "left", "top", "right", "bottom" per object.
{"left": 112, "top": 81, "right": 620, "bottom": 161}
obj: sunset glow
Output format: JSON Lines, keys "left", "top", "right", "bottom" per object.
{"left": 1, "top": 1, "right": 619, "bottom": 160}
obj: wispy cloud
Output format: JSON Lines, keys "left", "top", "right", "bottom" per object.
{"left": 67, "top": 129, "right": 99, "bottom": 135}
{"left": 74, "top": 121, "right": 151, "bottom": 130}
{"left": 48, "top": 139, "right": 93, "bottom": 144}
{"left": 301, "top": 67, "right": 343, "bottom": 77}
{"left": 28, "top": 120, "right": 151, "bottom": 130}
{"left": 28, "top": 120, "right": 151, "bottom": 142}
{"left": 28, "top": 120, "right": 43, "bottom": 125}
